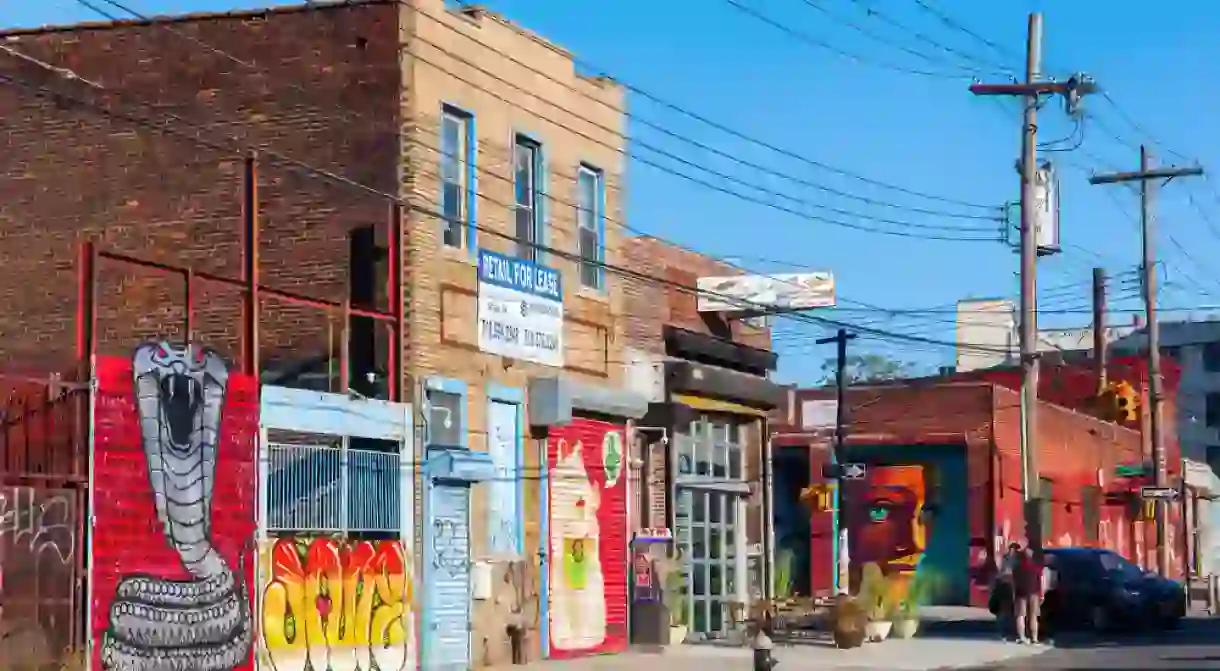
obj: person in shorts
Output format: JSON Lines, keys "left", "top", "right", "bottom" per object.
{"left": 1012, "top": 546, "right": 1045, "bottom": 644}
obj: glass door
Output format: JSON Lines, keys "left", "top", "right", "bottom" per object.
{"left": 676, "top": 488, "right": 740, "bottom": 636}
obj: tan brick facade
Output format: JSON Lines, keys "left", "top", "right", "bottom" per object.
{"left": 402, "top": 1, "right": 631, "bottom": 664}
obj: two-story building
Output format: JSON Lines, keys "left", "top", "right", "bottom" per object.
{"left": 402, "top": 3, "right": 648, "bottom": 666}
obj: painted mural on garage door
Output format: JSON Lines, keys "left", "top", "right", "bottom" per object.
{"left": 547, "top": 418, "right": 627, "bottom": 658}
{"left": 840, "top": 445, "right": 969, "bottom": 604}
{"left": 91, "top": 343, "right": 256, "bottom": 671}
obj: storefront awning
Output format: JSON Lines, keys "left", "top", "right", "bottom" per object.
{"left": 527, "top": 375, "right": 650, "bottom": 427}
{"left": 665, "top": 360, "right": 785, "bottom": 410}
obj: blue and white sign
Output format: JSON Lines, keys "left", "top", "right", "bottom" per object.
{"left": 477, "top": 249, "right": 564, "bottom": 367}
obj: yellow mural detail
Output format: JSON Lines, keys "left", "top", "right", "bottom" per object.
{"left": 261, "top": 537, "right": 414, "bottom": 671}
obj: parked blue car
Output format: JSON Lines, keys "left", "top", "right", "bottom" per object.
{"left": 990, "top": 547, "right": 1185, "bottom": 636}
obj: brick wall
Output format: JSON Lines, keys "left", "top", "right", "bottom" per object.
{"left": 620, "top": 235, "right": 773, "bottom": 354}
{"left": 784, "top": 381, "right": 1160, "bottom": 597}
{"left": 0, "top": 2, "right": 403, "bottom": 370}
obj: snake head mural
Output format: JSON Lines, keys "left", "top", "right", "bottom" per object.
{"left": 845, "top": 465, "right": 928, "bottom": 589}
{"left": 101, "top": 342, "right": 253, "bottom": 671}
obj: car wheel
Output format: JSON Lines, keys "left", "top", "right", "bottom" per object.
{"left": 1090, "top": 605, "right": 1110, "bottom": 633}
{"left": 1163, "top": 614, "right": 1183, "bottom": 630}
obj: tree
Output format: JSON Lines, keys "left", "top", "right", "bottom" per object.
{"left": 818, "top": 353, "right": 914, "bottom": 386}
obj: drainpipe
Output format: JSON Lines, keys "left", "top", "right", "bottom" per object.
{"left": 763, "top": 428, "right": 775, "bottom": 602}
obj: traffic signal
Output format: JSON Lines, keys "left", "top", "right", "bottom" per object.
{"left": 799, "top": 484, "right": 836, "bottom": 512}
{"left": 1112, "top": 381, "right": 1140, "bottom": 423}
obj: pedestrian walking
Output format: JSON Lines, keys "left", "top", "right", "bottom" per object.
{"left": 1012, "top": 546, "right": 1046, "bottom": 644}
{"left": 996, "top": 542, "right": 1021, "bottom": 639}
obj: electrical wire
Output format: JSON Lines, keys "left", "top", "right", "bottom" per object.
{"left": 80, "top": 0, "right": 1004, "bottom": 224}
{"left": 842, "top": 0, "right": 1016, "bottom": 76}
{"left": 793, "top": 0, "right": 1008, "bottom": 77}
{"left": 0, "top": 69, "right": 1025, "bottom": 356}
{"left": 723, "top": 0, "right": 989, "bottom": 81}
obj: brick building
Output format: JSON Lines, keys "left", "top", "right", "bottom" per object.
{"left": 620, "top": 236, "right": 784, "bottom": 639}
{"left": 1, "top": 1, "right": 649, "bottom": 667}
{"left": 771, "top": 379, "right": 1184, "bottom": 608}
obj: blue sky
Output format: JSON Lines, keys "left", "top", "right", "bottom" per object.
{"left": 9, "top": 0, "right": 1220, "bottom": 384}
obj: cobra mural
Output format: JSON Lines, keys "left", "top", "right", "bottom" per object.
{"left": 93, "top": 343, "right": 255, "bottom": 671}
{"left": 261, "top": 537, "right": 413, "bottom": 671}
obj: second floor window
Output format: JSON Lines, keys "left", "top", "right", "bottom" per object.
{"left": 1205, "top": 342, "right": 1220, "bottom": 373}
{"left": 514, "top": 136, "right": 541, "bottom": 261}
{"left": 577, "top": 165, "right": 603, "bottom": 290}
{"left": 1207, "top": 392, "right": 1220, "bottom": 428}
{"left": 440, "top": 108, "right": 471, "bottom": 248}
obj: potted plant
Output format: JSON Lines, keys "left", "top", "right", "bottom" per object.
{"left": 891, "top": 571, "right": 942, "bottom": 639}
{"left": 858, "top": 563, "right": 896, "bottom": 642}
{"left": 773, "top": 549, "right": 795, "bottom": 607}
{"left": 829, "top": 593, "right": 867, "bottom": 649}
{"left": 657, "top": 555, "right": 689, "bottom": 646}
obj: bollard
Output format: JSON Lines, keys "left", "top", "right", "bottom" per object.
{"left": 752, "top": 629, "right": 778, "bottom": 671}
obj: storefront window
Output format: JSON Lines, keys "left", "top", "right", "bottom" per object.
{"left": 675, "top": 413, "right": 750, "bottom": 638}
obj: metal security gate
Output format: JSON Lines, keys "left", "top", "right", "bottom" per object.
{"left": 425, "top": 483, "right": 472, "bottom": 671}
{"left": 546, "top": 418, "right": 629, "bottom": 659}
{"left": 257, "top": 385, "right": 415, "bottom": 671}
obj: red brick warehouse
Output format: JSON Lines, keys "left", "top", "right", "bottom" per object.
{"left": 771, "top": 378, "right": 1178, "bottom": 608}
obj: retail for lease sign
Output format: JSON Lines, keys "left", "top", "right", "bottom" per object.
{"left": 477, "top": 248, "right": 564, "bottom": 367}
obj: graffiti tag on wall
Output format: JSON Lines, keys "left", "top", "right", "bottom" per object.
{"left": 0, "top": 486, "right": 75, "bottom": 564}
{"left": 91, "top": 343, "right": 257, "bottom": 671}
{"left": 261, "top": 537, "right": 413, "bottom": 671}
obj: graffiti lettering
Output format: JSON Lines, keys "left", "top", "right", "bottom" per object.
{"left": 101, "top": 343, "right": 253, "bottom": 671}
{"left": 261, "top": 537, "right": 412, "bottom": 671}
{"left": 0, "top": 487, "right": 75, "bottom": 564}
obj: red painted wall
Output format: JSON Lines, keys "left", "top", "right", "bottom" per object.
{"left": 546, "top": 418, "right": 628, "bottom": 658}
{"left": 90, "top": 350, "right": 257, "bottom": 670}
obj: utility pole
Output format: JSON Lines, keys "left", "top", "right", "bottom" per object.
{"left": 1093, "top": 267, "right": 1108, "bottom": 392}
{"left": 969, "top": 14, "right": 1095, "bottom": 552}
{"left": 1090, "top": 146, "right": 1203, "bottom": 577}
{"left": 818, "top": 328, "right": 856, "bottom": 593}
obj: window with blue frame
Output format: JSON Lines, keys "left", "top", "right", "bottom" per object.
{"left": 513, "top": 135, "right": 541, "bottom": 261}
{"left": 577, "top": 164, "right": 603, "bottom": 290}
{"left": 440, "top": 107, "right": 472, "bottom": 249}
{"left": 426, "top": 389, "right": 464, "bottom": 448}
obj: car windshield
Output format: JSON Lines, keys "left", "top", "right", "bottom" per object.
{"left": 1098, "top": 551, "right": 1145, "bottom": 581}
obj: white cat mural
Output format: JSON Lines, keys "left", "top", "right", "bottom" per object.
{"left": 549, "top": 438, "right": 607, "bottom": 651}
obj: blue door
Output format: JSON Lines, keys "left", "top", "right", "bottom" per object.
{"left": 425, "top": 483, "right": 472, "bottom": 671}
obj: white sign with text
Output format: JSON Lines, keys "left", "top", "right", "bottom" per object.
{"left": 477, "top": 249, "right": 564, "bottom": 368}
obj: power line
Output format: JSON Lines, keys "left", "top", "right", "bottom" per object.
{"left": 723, "top": 0, "right": 988, "bottom": 81}
{"left": 0, "top": 69, "right": 1021, "bottom": 355}
{"left": 841, "top": 0, "right": 1016, "bottom": 75}
{"left": 909, "top": 0, "right": 1025, "bottom": 68}
{"left": 79, "top": 0, "right": 1003, "bottom": 227}
{"left": 793, "top": 0, "right": 1009, "bottom": 77}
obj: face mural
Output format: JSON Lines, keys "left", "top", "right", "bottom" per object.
{"left": 845, "top": 465, "right": 928, "bottom": 590}
{"left": 93, "top": 343, "right": 256, "bottom": 671}
{"left": 261, "top": 537, "right": 413, "bottom": 671}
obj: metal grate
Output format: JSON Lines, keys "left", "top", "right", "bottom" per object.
{"left": 265, "top": 442, "right": 402, "bottom": 533}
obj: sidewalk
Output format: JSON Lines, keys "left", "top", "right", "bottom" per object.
{"left": 523, "top": 608, "right": 1049, "bottom": 671}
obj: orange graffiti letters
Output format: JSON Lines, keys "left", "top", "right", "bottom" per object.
{"left": 262, "top": 538, "right": 413, "bottom": 671}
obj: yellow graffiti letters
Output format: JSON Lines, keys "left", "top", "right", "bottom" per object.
{"left": 262, "top": 538, "right": 413, "bottom": 671}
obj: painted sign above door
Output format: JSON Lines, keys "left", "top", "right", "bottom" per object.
{"left": 477, "top": 249, "right": 564, "bottom": 367}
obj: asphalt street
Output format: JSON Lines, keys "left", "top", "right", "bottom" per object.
{"left": 958, "top": 616, "right": 1220, "bottom": 669}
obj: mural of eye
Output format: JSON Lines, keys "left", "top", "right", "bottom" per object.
{"left": 869, "top": 505, "right": 890, "bottom": 523}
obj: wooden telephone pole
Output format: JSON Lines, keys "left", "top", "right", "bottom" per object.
{"left": 969, "top": 13, "right": 1095, "bottom": 551}
{"left": 1090, "top": 146, "right": 1203, "bottom": 577}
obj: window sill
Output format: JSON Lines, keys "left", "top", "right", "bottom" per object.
{"left": 576, "top": 287, "right": 610, "bottom": 304}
